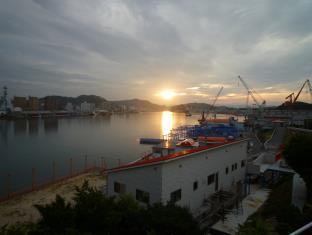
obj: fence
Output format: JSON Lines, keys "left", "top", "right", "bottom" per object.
{"left": 0, "top": 155, "right": 122, "bottom": 203}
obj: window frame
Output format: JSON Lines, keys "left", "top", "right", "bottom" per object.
{"left": 207, "top": 174, "right": 215, "bottom": 185}
{"left": 136, "top": 189, "right": 150, "bottom": 204}
{"left": 170, "top": 189, "right": 182, "bottom": 203}
{"left": 114, "top": 181, "right": 126, "bottom": 194}
{"left": 193, "top": 181, "right": 198, "bottom": 191}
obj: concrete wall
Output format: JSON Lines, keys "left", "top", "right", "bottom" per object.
{"left": 160, "top": 141, "right": 248, "bottom": 212}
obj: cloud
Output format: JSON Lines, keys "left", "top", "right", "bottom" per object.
{"left": 0, "top": 0, "right": 311, "bottom": 106}
{"left": 187, "top": 87, "right": 200, "bottom": 90}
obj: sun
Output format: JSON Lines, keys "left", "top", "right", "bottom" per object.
{"left": 160, "top": 90, "right": 175, "bottom": 100}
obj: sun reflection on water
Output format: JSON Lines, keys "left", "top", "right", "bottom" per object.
{"left": 161, "top": 111, "right": 173, "bottom": 139}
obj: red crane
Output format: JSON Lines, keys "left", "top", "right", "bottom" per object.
{"left": 284, "top": 79, "right": 312, "bottom": 106}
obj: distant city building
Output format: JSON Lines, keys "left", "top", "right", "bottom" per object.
{"left": 44, "top": 97, "right": 59, "bottom": 111}
{"left": 27, "top": 96, "right": 39, "bottom": 110}
{"left": 81, "top": 101, "right": 95, "bottom": 113}
{"left": 65, "top": 102, "right": 74, "bottom": 112}
{"left": 74, "top": 105, "right": 81, "bottom": 112}
{"left": 12, "top": 96, "right": 39, "bottom": 111}
{"left": 12, "top": 96, "right": 28, "bottom": 111}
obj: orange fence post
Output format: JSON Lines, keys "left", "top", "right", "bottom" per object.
{"left": 32, "top": 167, "right": 36, "bottom": 190}
{"left": 6, "top": 173, "right": 11, "bottom": 198}
{"left": 52, "top": 161, "right": 56, "bottom": 181}
{"left": 70, "top": 158, "right": 73, "bottom": 176}
{"left": 85, "top": 155, "right": 87, "bottom": 170}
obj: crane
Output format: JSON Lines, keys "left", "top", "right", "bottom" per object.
{"left": 285, "top": 93, "right": 295, "bottom": 106}
{"left": 238, "top": 76, "right": 266, "bottom": 109}
{"left": 210, "top": 86, "right": 224, "bottom": 110}
{"left": 284, "top": 79, "right": 312, "bottom": 107}
{"left": 198, "top": 86, "right": 223, "bottom": 124}
{"left": 293, "top": 79, "right": 312, "bottom": 103}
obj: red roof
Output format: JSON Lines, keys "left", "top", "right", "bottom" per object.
{"left": 109, "top": 139, "right": 248, "bottom": 172}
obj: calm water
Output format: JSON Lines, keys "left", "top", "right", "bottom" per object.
{"left": 0, "top": 112, "right": 201, "bottom": 196}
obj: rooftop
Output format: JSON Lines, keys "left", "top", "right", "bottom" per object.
{"left": 109, "top": 138, "right": 248, "bottom": 173}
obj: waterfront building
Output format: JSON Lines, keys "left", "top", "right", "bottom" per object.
{"left": 44, "top": 96, "right": 59, "bottom": 111}
{"left": 81, "top": 101, "right": 95, "bottom": 113}
{"left": 107, "top": 139, "right": 248, "bottom": 212}
{"left": 65, "top": 102, "right": 74, "bottom": 112}
{"left": 12, "top": 96, "right": 27, "bottom": 110}
{"left": 44, "top": 97, "right": 59, "bottom": 111}
{"left": 12, "top": 96, "right": 39, "bottom": 111}
{"left": 27, "top": 96, "right": 39, "bottom": 110}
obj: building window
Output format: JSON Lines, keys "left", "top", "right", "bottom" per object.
{"left": 241, "top": 160, "right": 246, "bottom": 168}
{"left": 170, "top": 189, "right": 182, "bottom": 203}
{"left": 235, "top": 163, "right": 238, "bottom": 170}
{"left": 136, "top": 189, "right": 150, "bottom": 204}
{"left": 232, "top": 164, "right": 235, "bottom": 171}
{"left": 193, "top": 181, "right": 198, "bottom": 191}
{"left": 207, "top": 174, "right": 215, "bottom": 185}
{"left": 225, "top": 167, "right": 229, "bottom": 175}
{"left": 114, "top": 182, "right": 126, "bottom": 194}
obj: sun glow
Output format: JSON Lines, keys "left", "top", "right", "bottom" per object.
{"left": 160, "top": 90, "right": 175, "bottom": 100}
{"left": 161, "top": 111, "right": 173, "bottom": 138}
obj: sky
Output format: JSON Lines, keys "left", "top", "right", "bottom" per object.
{"left": 0, "top": 0, "right": 312, "bottom": 106}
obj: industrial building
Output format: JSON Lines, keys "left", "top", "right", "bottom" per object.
{"left": 12, "top": 96, "right": 39, "bottom": 111}
{"left": 107, "top": 138, "right": 248, "bottom": 212}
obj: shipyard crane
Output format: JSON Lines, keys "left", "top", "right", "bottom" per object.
{"left": 285, "top": 92, "right": 295, "bottom": 106}
{"left": 284, "top": 79, "right": 312, "bottom": 107}
{"left": 198, "top": 86, "right": 223, "bottom": 124}
{"left": 238, "top": 76, "right": 266, "bottom": 109}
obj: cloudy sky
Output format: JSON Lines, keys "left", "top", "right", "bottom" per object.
{"left": 0, "top": 0, "right": 312, "bottom": 105}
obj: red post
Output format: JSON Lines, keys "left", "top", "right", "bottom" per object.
{"left": 85, "top": 155, "right": 87, "bottom": 170}
{"left": 70, "top": 158, "right": 73, "bottom": 176}
{"left": 32, "top": 167, "right": 36, "bottom": 190}
{"left": 6, "top": 173, "right": 11, "bottom": 198}
{"left": 101, "top": 157, "right": 104, "bottom": 169}
{"left": 52, "top": 161, "right": 56, "bottom": 181}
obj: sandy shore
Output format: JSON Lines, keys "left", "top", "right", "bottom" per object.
{"left": 0, "top": 171, "right": 106, "bottom": 227}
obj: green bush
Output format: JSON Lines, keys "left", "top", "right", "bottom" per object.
{"left": 1, "top": 181, "right": 203, "bottom": 235}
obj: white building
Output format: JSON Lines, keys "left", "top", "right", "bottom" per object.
{"left": 80, "top": 101, "right": 95, "bottom": 113}
{"left": 107, "top": 139, "right": 248, "bottom": 212}
{"left": 65, "top": 102, "right": 74, "bottom": 112}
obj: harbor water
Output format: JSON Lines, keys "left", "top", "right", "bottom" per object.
{"left": 0, "top": 112, "right": 242, "bottom": 197}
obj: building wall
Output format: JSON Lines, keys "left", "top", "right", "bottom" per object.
{"left": 81, "top": 102, "right": 95, "bottom": 113}
{"left": 107, "top": 165, "right": 163, "bottom": 205}
{"left": 12, "top": 97, "right": 27, "bottom": 110}
{"left": 107, "top": 140, "right": 248, "bottom": 211}
{"left": 160, "top": 141, "right": 248, "bottom": 212}
{"left": 27, "top": 97, "right": 39, "bottom": 111}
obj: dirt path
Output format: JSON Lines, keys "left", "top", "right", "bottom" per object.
{"left": 0, "top": 171, "right": 106, "bottom": 227}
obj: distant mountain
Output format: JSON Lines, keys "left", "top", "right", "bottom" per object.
{"left": 277, "top": 101, "right": 312, "bottom": 110}
{"left": 40, "top": 95, "right": 107, "bottom": 109}
{"left": 170, "top": 103, "right": 213, "bottom": 113}
{"left": 111, "top": 99, "right": 166, "bottom": 112}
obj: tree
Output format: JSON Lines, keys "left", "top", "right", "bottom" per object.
{"left": 15, "top": 181, "right": 203, "bottom": 235}
{"left": 34, "top": 195, "right": 74, "bottom": 234}
{"left": 283, "top": 133, "right": 312, "bottom": 198}
{"left": 145, "top": 203, "right": 202, "bottom": 235}
{"left": 238, "top": 217, "right": 276, "bottom": 235}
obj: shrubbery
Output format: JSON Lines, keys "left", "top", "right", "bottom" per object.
{"left": 0, "top": 181, "right": 203, "bottom": 235}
